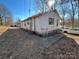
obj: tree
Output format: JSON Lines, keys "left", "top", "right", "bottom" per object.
{"left": 6, "top": 16, "right": 13, "bottom": 26}
{"left": 35, "top": 0, "right": 57, "bottom": 13}
{"left": 56, "top": 0, "right": 78, "bottom": 28}
{"left": 78, "top": 0, "right": 79, "bottom": 27}
{"left": 0, "top": 15, "right": 3, "bottom": 25}
{"left": 0, "top": 4, "right": 13, "bottom": 26}
{"left": 35, "top": 0, "right": 48, "bottom": 13}
{"left": 55, "top": 0, "right": 69, "bottom": 28}
{"left": 35, "top": 0, "right": 78, "bottom": 28}
{"left": 15, "top": 18, "right": 21, "bottom": 27}
{"left": 70, "top": 0, "right": 75, "bottom": 28}
{"left": 60, "top": 0, "right": 67, "bottom": 28}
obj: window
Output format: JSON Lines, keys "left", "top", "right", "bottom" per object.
{"left": 24, "top": 23, "right": 26, "bottom": 26}
{"left": 56, "top": 19, "right": 58, "bottom": 26}
{"left": 49, "top": 18, "right": 54, "bottom": 25}
{"left": 27, "top": 22, "right": 30, "bottom": 25}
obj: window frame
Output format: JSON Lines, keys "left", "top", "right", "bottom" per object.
{"left": 49, "top": 18, "right": 54, "bottom": 25}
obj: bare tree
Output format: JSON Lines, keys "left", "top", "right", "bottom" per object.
{"left": 35, "top": 0, "right": 48, "bottom": 13}
{"left": 57, "top": 0, "right": 69, "bottom": 28}
{"left": 0, "top": 4, "right": 13, "bottom": 26}
{"left": 35, "top": 0, "right": 57, "bottom": 13}
{"left": 58, "top": 0, "right": 78, "bottom": 28}
{"left": 70, "top": 0, "right": 75, "bottom": 28}
{"left": 15, "top": 18, "right": 21, "bottom": 27}
{"left": 35, "top": 0, "right": 78, "bottom": 28}
{"left": 78, "top": 0, "right": 79, "bottom": 27}
{"left": 0, "top": 15, "right": 3, "bottom": 25}
{"left": 6, "top": 15, "right": 13, "bottom": 26}
{"left": 60, "top": 0, "right": 66, "bottom": 28}
{"left": 67, "top": 0, "right": 78, "bottom": 28}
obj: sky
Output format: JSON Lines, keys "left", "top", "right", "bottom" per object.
{"left": 0, "top": 0, "right": 36, "bottom": 21}
{"left": 0, "top": 0, "right": 78, "bottom": 22}
{"left": 56, "top": 0, "right": 78, "bottom": 20}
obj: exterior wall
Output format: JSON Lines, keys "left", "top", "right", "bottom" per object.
{"left": 26, "top": 20, "right": 31, "bottom": 30}
{"left": 21, "top": 11, "right": 61, "bottom": 34}
{"left": 21, "top": 22, "right": 25, "bottom": 29}
{"left": 34, "top": 16, "right": 41, "bottom": 33}
{"left": 36, "top": 12, "right": 61, "bottom": 34}
{"left": 47, "top": 12, "right": 60, "bottom": 31}
{"left": 31, "top": 18, "right": 35, "bottom": 31}
{"left": 21, "top": 20, "right": 31, "bottom": 30}
{"left": 21, "top": 21, "right": 26, "bottom": 29}
{"left": 39, "top": 14, "right": 48, "bottom": 34}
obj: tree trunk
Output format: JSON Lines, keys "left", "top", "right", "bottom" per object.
{"left": 62, "top": 5, "right": 65, "bottom": 29}
{"left": 78, "top": 0, "right": 79, "bottom": 27}
{"left": 0, "top": 15, "right": 3, "bottom": 25}
{"left": 71, "top": 0, "right": 75, "bottom": 28}
{"left": 0, "top": 19, "right": 3, "bottom": 25}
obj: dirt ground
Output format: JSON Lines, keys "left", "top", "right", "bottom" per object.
{"left": 0, "top": 28, "right": 79, "bottom": 59}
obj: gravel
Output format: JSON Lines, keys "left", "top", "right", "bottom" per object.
{"left": 0, "top": 29, "right": 79, "bottom": 59}
{"left": 42, "top": 36, "right": 79, "bottom": 59}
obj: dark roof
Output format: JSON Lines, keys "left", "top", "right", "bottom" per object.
{"left": 22, "top": 13, "right": 43, "bottom": 22}
{"left": 22, "top": 9, "right": 61, "bottom": 22}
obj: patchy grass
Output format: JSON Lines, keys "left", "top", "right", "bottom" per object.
{"left": 0, "top": 26, "right": 8, "bottom": 35}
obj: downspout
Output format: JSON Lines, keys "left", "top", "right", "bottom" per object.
{"left": 71, "top": 0, "right": 75, "bottom": 28}
{"left": 30, "top": 18, "right": 32, "bottom": 31}
{"left": 34, "top": 17, "right": 36, "bottom": 32}
{"left": 61, "top": 5, "right": 65, "bottom": 29}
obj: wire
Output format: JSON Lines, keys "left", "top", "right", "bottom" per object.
{"left": 29, "top": 0, "right": 31, "bottom": 17}
{"left": 24, "top": 0, "right": 26, "bottom": 17}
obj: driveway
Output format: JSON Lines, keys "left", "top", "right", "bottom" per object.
{"left": 0, "top": 28, "right": 43, "bottom": 59}
{"left": 0, "top": 28, "right": 79, "bottom": 59}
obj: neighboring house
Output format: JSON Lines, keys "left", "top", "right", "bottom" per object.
{"left": 16, "top": 22, "right": 21, "bottom": 27}
{"left": 20, "top": 10, "right": 62, "bottom": 35}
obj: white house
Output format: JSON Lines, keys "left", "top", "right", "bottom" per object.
{"left": 21, "top": 10, "right": 62, "bottom": 35}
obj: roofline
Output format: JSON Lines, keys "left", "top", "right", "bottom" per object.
{"left": 22, "top": 9, "right": 61, "bottom": 22}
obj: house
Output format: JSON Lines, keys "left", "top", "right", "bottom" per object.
{"left": 20, "top": 10, "right": 62, "bottom": 35}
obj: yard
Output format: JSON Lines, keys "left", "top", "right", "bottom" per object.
{"left": 0, "top": 28, "right": 79, "bottom": 59}
{"left": 0, "top": 26, "right": 8, "bottom": 35}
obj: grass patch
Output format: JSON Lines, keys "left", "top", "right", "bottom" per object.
{"left": 0, "top": 26, "right": 8, "bottom": 35}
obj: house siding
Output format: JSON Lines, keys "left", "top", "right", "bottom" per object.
{"left": 20, "top": 11, "right": 61, "bottom": 34}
